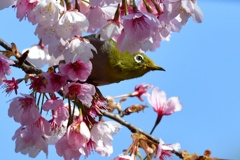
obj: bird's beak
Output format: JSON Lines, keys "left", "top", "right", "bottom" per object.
{"left": 150, "top": 65, "right": 165, "bottom": 71}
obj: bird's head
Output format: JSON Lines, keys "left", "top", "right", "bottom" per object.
{"left": 114, "top": 51, "right": 165, "bottom": 80}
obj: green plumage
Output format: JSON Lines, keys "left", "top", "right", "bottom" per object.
{"left": 85, "top": 35, "right": 165, "bottom": 86}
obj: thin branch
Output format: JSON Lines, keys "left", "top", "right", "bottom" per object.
{"left": 0, "top": 38, "right": 12, "bottom": 51}
{"left": 101, "top": 110, "right": 184, "bottom": 158}
{"left": 101, "top": 109, "right": 159, "bottom": 144}
{"left": 12, "top": 61, "right": 42, "bottom": 74}
{"left": 0, "top": 37, "right": 42, "bottom": 74}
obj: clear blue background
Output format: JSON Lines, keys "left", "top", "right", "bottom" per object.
{"left": 1, "top": 1, "right": 240, "bottom": 159}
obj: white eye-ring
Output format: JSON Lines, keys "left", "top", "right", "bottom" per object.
{"left": 134, "top": 54, "right": 144, "bottom": 63}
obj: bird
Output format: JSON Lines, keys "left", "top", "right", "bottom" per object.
{"left": 84, "top": 34, "right": 165, "bottom": 86}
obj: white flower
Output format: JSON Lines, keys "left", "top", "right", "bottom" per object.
{"left": 96, "top": 21, "right": 123, "bottom": 41}
{"left": 62, "top": 38, "right": 96, "bottom": 63}
{"left": 155, "top": 139, "right": 181, "bottom": 158}
{"left": 29, "top": 0, "right": 64, "bottom": 25}
{"left": 91, "top": 121, "right": 122, "bottom": 156}
{"left": 56, "top": 11, "right": 89, "bottom": 40}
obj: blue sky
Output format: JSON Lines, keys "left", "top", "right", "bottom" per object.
{"left": 1, "top": 1, "right": 240, "bottom": 160}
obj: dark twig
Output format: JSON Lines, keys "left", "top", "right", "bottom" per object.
{"left": 0, "top": 37, "right": 42, "bottom": 74}
{"left": 0, "top": 38, "right": 12, "bottom": 51}
{"left": 101, "top": 109, "right": 159, "bottom": 143}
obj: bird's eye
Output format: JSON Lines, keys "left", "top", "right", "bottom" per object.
{"left": 134, "top": 54, "right": 144, "bottom": 63}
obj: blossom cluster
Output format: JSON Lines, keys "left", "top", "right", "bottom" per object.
{"left": 1, "top": 0, "right": 203, "bottom": 68}
{"left": 0, "top": 0, "right": 202, "bottom": 159}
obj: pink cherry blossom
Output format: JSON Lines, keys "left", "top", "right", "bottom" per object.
{"left": 91, "top": 121, "right": 121, "bottom": 156}
{"left": 181, "top": 0, "right": 203, "bottom": 23}
{"left": 51, "top": 105, "right": 69, "bottom": 126}
{"left": 166, "top": 0, "right": 203, "bottom": 23}
{"left": 41, "top": 72, "right": 67, "bottom": 93}
{"left": 86, "top": 5, "right": 117, "bottom": 32}
{"left": 29, "top": 0, "right": 64, "bottom": 25}
{"left": 96, "top": 20, "right": 123, "bottom": 41}
{"left": 71, "top": 0, "right": 90, "bottom": 15}
{"left": 2, "top": 77, "right": 19, "bottom": 95}
{"left": 42, "top": 98, "right": 64, "bottom": 111}
{"left": 34, "top": 23, "right": 59, "bottom": 45}
{"left": 63, "top": 82, "right": 96, "bottom": 104}
{"left": 62, "top": 37, "right": 96, "bottom": 63}
{"left": 29, "top": 75, "right": 47, "bottom": 92}
{"left": 145, "top": 87, "right": 182, "bottom": 116}
{"left": 0, "top": 54, "right": 14, "bottom": 85}
{"left": 130, "top": 84, "right": 152, "bottom": 101}
{"left": 42, "top": 96, "right": 69, "bottom": 126}
{"left": 55, "top": 133, "right": 81, "bottom": 160}
{"left": 115, "top": 10, "right": 160, "bottom": 52}
{"left": 79, "top": 139, "right": 96, "bottom": 157}
{"left": 8, "top": 94, "right": 40, "bottom": 126}
{"left": 56, "top": 10, "right": 89, "bottom": 40}
{"left": 59, "top": 59, "right": 92, "bottom": 82}
{"left": 56, "top": 120, "right": 91, "bottom": 159}
{"left": 14, "top": 0, "right": 38, "bottom": 22}
{"left": 47, "top": 119, "right": 67, "bottom": 145}
{"left": 48, "top": 37, "right": 68, "bottom": 58}
{"left": 155, "top": 139, "right": 180, "bottom": 160}
{"left": 12, "top": 117, "right": 51, "bottom": 158}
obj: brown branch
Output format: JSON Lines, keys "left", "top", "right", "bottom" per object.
{"left": 12, "top": 60, "right": 42, "bottom": 74}
{"left": 101, "top": 109, "right": 184, "bottom": 158}
{"left": 101, "top": 109, "right": 159, "bottom": 143}
{"left": 0, "top": 37, "right": 12, "bottom": 51}
{"left": 0, "top": 37, "right": 42, "bottom": 74}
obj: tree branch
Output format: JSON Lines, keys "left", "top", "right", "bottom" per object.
{"left": 0, "top": 37, "right": 42, "bottom": 74}
{"left": 0, "top": 37, "right": 12, "bottom": 51}
{"left": 101, "top": 109, "right": 159, "bottom": 143}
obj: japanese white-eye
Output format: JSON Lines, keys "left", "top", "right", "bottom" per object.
{"left": 85, "top": 35, "right": 165, "bottom": 86}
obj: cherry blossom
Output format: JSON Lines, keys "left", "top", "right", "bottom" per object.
{"left": 0, "top": 54, "right": 14, "bottom": 85}
{"left": 2, "top": 77, "right": 19, "bottom": 95}
{"left": 29, "top": 0, "right": 64, "bottom": 25}
{"left": 96, "top": 20, "right": 123, "bottom": 41}
{"left": 62, "top": 37, "right": 97, "bottom": 63}
{"left": 59, "top": 60, "right": 92, "bottom": 82}
{"left": 145, "top": 87, "right": 182, "bottom": 117}
{"left": 14, "top": 0, "right": 38, "bottom": 22}
{"left": 155, "top": 139, "right": 180, "bottom": 160}
{"left": 91, "top": 121, "right": 122, "bottom": 156}
{"left": 130, "top": 84, "right": 152, "bottom": 101}
{"left": 35, "top": 23, "right": 59, "bottom": 45}
{"left": 47, "top": 120, "right": 67, "bottom": 145}
{"left": 86, "top": 5, "right": 117, "bottom": 32}
{"left": 41, "top": 72, "right": 67, "bottom": 93}
{"left": 116, "top": 10, "right": 160, "bottom": 52}
{"left": 42, "top": 98, "right": 64, "bottom": 111}
{"left": 56, "top": 120, "right": 91, "bottom": 159}
{"left": 63, "top": 82, "right": 96, "bottom": 104}
{"left": 71, "top": 0, "right": 90, "bottom": 15}
{"left": 56, "top": 10, "right": 89, "bottom": 40}
{"left": 8, "top": 94, "right": 40, "bottom": 126}
{"left": 12, "top": 117, "right": 51, "bottom": 158}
